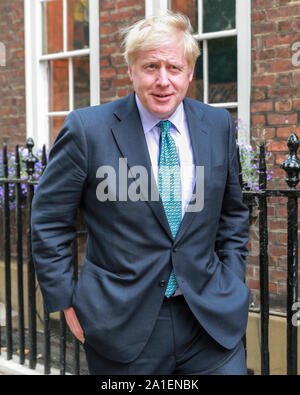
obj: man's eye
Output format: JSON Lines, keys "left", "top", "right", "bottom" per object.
{"left": 147, "top": 64, "right": 156, "bottom": 69}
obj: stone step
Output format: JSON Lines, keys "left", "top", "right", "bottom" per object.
{"left": 0, "top": 303, "right": 18, "bottom": 327}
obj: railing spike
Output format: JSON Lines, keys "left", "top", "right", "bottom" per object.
{"left": 280, "top": 133, "right": 300, "bottom": 189}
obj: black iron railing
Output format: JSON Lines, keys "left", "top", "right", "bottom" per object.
{"left": 0, "top": 134, "right": 299, "bottom": 375}
{"left": 240, "top": 133, "right": 300, "bottom": 375}
{"left": 0, "top": 138, "right": 87, "bottom": 374}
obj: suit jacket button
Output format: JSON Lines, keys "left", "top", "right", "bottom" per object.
{"left": 159, "top": 280, "right": 166, "bottom": 287}
{"left": 173, "top": 247, "right": 179, "bottom": 253}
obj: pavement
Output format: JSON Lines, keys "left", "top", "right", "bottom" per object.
{"left": 0, "top": 351, "right": 63, "bottom": 375}
{"left": 0, "top": 303, "right": 86, "bottom": 375}
{"left": 0, "top": 302, "right": 65, "bottom": 375}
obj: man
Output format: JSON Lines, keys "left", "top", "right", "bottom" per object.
{"left": 31, "top": 12, "right": 250, "bottom": 375}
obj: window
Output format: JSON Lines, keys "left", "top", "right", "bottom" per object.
{"left": 25, "top": 0, "right": 100, "bottom": 148}
{"left": 145, "top": 0, "right": 251, "bottom": 144}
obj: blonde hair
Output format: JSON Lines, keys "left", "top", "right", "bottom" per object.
{"left": 121, "top": 11, "right": 200, "bottom": 71}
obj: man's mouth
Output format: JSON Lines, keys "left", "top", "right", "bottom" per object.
{"left": 153, "top": 93, "right": 172, "bottom": 99}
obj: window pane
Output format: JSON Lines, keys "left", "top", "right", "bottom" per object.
{"left": 48, "top": 59, "right": 69, "bottom": 112}
{"left": 49, "top": 116, "right": 66, "bottom": 146}
{"left": 203, "top": 0, "right": 235, "bottom": 33}
{"left": 187, "top": 42, "right": 203, "bottom": 102}
{"left": 74, "top": 56, "right": 90, "bottom": 108}
{"left": 68, "top": 0, "right": 89, "bottom": 51}
{"left": 208, "top": 36, "right": 237, "bottom": 103}
{"left": 227, "top": 108, "right": 237, "bottom": 124}
{"left": 170, "top": 0, "right": 198, "bottom": 33}
{"left": 42, "top": 0, "right": 63, "bottom": 54}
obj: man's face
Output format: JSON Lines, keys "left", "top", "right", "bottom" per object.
{"left": 129, "top": 34, "right": 194, "bottom": 119}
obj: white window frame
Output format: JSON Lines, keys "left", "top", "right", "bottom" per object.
{"left": 25, "top": 0, "right": 100, "bottom": 149}
{"left": 145, "top": 0, "right": 251, "bottom": 145}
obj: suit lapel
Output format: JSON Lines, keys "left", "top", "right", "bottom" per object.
{"left": 110, "top": 94, "right": 211, "bottom": 244}
{"left": 111, "top": 93, "right": 173, "bottom": 240}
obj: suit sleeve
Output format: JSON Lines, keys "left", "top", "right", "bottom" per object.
{"left": 214, "top": 111, "right": 249, "bottom": 281}
{"left": 31, "top": 110, "right": 88, "bottom": 313}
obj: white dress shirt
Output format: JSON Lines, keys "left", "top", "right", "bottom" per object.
{"left": 135, "top": 94, "right": 196, "bottom": 219}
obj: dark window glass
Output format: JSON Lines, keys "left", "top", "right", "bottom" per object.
{"left": 208, "top": 36, "right": 237, "bottom": 103}
{"left": 203, "top": 0, "right": 235, "bottom": 33}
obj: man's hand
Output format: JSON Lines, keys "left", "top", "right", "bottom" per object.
{"left": 63, "top": 306, "right": 85, "bottom": 343}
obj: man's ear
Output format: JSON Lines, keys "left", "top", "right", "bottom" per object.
{"left": 128, "top": 65, "right": 133, "bottom": 81}
{"left": 189, "top": 65, "right": 195, "bottom": 83}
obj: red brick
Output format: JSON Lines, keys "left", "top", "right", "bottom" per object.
{"left": 268, "top": 86, "right": 299, "bottom": 98}
{"left": 246, "top": 279, "right": 260, "bottom": 290}
{"left": 252, "top": 88, "right": 266, "bottom": 100}
{"left": 293, "top": 73, "right": 300, "bottom": 84}
{"left": 252, "top": 127, "right": 275, "bottom": 139}
{"left": 267, "top": 113, "right": 297, "bottom": 125}
{"left": 278, "top": 20, "right": 293, "bottom": 31}
{"left": 117, "top": 0, "right": 140, "bottom": 8}
{"left": 111, "top": 77, "right": 131, "bottom": 87}
{"left": 100, "top": 24, "right": 117, "bottom": 35}
{"left": 268, "top": 59, "right": 293, "bottom": 72}
{"left": 266, "top": 5, "right": 300, "bottom": 20}
{"left": 110, "top": 10, "right": 134, "bottom": 22}
{"left": 265, "top": 33, "right": 300, "bottom": 48}
{"left": 277, "top": 125, "right": 297, "bottom": 138}
{"left": 252, "top": 11, "right": 266, "bottom": 22}
{"left": 252, "top": 114, "right": 266, "bottom": 125}
{"left": 276, "top": 46, "right": 291, "bottom": 59}
{"left": 293, "top": 99, "right": 300, "bottom": 110}
{"left": 269, "top": 282, "right": 278, "bottom": 294}
{"left": 253, "top": 21, "right": 276, "bottom": 35}
{"left": 101, "top": 2, "right": 115, "bottom": 10}
{"left": 269, "top": 245, "right": 287, "bottom": 256}
{"left": 252, "top": 74, "right": 276, "bottom": 86}
{"left": 275, "top": 99, "right": 292, "bottom": 112}
{"left": 276, "top": 74, "right": 291, "bottom": 85}
{"left": 275, "top": 153, "right": 289, "bottom": 165}
{"left": 279, "top": 234, "right": 288, "bottom": 244}
{"left": 251, "top": 101, "right": 273, "bottom": 112}
{"left": 276, "top": 205, "right": 287, "bottom": 217}
{"left": 100, "top": 58, "right": 110, "bottom": 67}
{"left": 268, "top": 141, "right": 286, "bottom": 151}
{"left": 252, "top": 0, "right": 274, "bottom": 10}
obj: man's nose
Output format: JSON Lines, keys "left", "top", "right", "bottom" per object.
{"left": 157, "top": 68, "right": 170, "bottom": 86}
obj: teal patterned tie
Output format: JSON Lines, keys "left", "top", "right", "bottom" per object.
{"left": 158, "top": 120, "right": 181, "bottom": 298}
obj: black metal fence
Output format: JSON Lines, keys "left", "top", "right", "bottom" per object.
{"left": 0, "top": 134, "right": 299, "bottom": 375}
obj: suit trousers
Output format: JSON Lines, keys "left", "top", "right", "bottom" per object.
{"left": 83, "top": 295, "right": 247, "bottom": 375}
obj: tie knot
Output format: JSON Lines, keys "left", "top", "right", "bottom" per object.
{"left": 157, "top": 120, "right": 171, "bottom": 134}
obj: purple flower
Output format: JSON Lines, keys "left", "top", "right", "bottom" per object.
{"left": 0, "top": 147, "right": 48, "bottom": 209}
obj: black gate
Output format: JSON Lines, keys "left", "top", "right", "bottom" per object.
{"left": 0, "top": 134, "right": 299, "bottom": 375}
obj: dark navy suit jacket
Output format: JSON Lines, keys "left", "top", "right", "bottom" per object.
{"left": 31, "top": 92, "right": 250, "bottom": 363}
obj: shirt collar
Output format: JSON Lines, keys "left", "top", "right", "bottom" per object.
{"left": 135, "top": 93, "right": 184, "bottom": 135}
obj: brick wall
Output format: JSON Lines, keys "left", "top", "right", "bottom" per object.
{"left": 247, "top": 0, "right": 300, "bottom": 310}
{"left": 100, "top": 0, "right": 145, "bottom": 104}
{"left": 0, "top": 0, "right": 26, "bottom": 148}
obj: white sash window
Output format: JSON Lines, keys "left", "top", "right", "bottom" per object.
{"left": 25, "top": 0, "right": 100, "bottom": 148}
{"left": 146, "top": 0, "right": 251, "bottom": 145}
